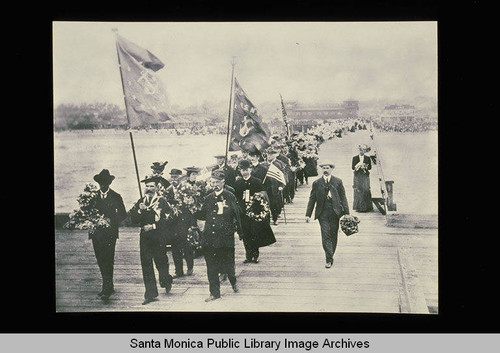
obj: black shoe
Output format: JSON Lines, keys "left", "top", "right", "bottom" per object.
{"left": 165, "top": 282, "right": 172, "bottom": 294}
{"left": 243, "top": 259, "right": 252, "bottom": 264}
{"left": 252, "top": 258, "right": 259, "bottom": 263}
{"left": 142, "top": 297, "right": 158, "bottom": 305}
{"left": 186, "top": 269, "right": 193, "bottom": 276}
{"left": 173, "top": 273, "right": 185, "bottom": 279}
{"left": 99, "top": 289, "right": 115, "bottom": 299}
{"left": 231, "top": 283, "right": 239, "bottom": 293}
{"left": 204, "top": 295, "right": 221, "bottom": 302}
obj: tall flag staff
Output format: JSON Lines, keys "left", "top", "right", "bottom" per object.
{"left": 224, "top": 56, "right": 237, "bottom": 167}
{"left": 279, "top": 93, "right": 291, "bottom": 140}
{"left": 112, "top": 28, "right": 171, "bottom": 198}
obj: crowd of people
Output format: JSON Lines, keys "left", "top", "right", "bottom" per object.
{"left": 370, "top": 117, "right": 437, "bottom": 132}
{"left": 65, "top": 119, "right": 395, "bottom": 306}
{"left": 67, "top": 130, "right": 334, "bottom": 305}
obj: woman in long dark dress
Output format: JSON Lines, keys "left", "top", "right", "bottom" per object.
{"left": 352, "top": 144, "right": 373, "bottom": 212}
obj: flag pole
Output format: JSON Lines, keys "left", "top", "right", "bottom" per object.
{"left": 280, "top": 93, "right": 290, "bottom": 140}
{"left": 112, "top": 28, "right": 143, "bottom": 199}
{"left": 224, "top": 56, "right": 236, "bottom": 167}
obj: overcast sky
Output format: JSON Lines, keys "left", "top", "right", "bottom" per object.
{"left": 53, "top": 21, "right": 437, "bottom": 110}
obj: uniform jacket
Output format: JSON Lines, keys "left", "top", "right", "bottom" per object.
{"left": 129, "top": 194, "right": 170, "bottom": 243}
{"left": 90, "top": 188, "right": 127, "bottom": 240}
{"left": 306, "top": 176, "right": 350, "bottom": 219}
{"left": 195, "top": 190, "right": 243, "bottom": 248}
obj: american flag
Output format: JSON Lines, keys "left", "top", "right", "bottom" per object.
{"left": 264, "top": 162, "right": 287, "bottom": 186}
{"left": 280, "top": 93, "right": 290, "bottom": 140}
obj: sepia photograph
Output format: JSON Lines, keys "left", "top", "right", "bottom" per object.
{"left": 53, "top": 21, "right": 438, "bottom": 314}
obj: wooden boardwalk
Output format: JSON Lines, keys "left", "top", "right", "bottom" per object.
{"left": 55, "top": 132, "right": 438, "bottom": 313}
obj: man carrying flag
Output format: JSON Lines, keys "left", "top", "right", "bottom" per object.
{"left": 229, "top": 79, "right": 270, "bottom": 154}
{"left": 263, "top": 148, "right": 287, "bottom": 225}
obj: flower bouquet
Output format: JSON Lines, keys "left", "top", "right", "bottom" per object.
{"left": 340, "top": 214, "right": 360, "bottom": 236}
{"left": 64, "top": 183, "right": 111, "bottom": 234}
{"left": 246, "top": 192, "right": 270, "bottom": 222}
{"left": 176, "top": 181, "right": 204, "bottom": 214}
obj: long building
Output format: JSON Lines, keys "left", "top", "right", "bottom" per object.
{"left": 285, "top": 100, "right": 359, "bottom": 129}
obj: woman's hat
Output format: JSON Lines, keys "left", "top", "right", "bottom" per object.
{"left": 151, "top": 161, "right": 168, "bottom": 173}
{"left": 93, "top": 169, "right": 115, "bottom": 184}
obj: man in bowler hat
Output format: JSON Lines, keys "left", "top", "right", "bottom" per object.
{"left": 91, "top": 169, "right": 127, "bottom": 300}
{"left": 305, "top": 162, "right": 350, "bottom": 268}
{"left": 195, "top": 170, "right": 243, "bottom": 301}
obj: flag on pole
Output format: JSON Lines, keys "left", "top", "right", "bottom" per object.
{"left": 265, "top": 161, "right": 287, "bottom": 185}
{"left": 229, "top": 78, "right": 270, "bottom": 153}
{"left": 280, "top": 93, "right": 290, "bottom": 139}
{"left": 116, "top": 34, "right": 170, "bottom": 128}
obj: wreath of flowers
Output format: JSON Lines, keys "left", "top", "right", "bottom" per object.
{"left": 187, "top": 226, "right": 202, "bottom": 250}
{"left": 246, "top": 192, "right": 270, "bottom": 222}
{"left": 340, "top": 215, "right": 360, "bottom": 236}
{"left": 64, "top": 183, "right": 111, "bottom": 234}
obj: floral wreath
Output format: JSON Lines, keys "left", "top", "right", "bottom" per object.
{"left": 246, "top": 192, "right": 270, "bottom": 222}
{"left": 64, "top": 183, "right": 111, "bottom": 234}
{"left": 187, "top": 226, "right": 202, "bottom": 250}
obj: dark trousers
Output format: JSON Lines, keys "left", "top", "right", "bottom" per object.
{"left": 140, "top": 232, "right": 172, "bottom": 300}
{"left": 172, "top": 235, "right": 194, "bottom": 275}
{"left": 269, "top": 194, "right": 282, "bottom": 222}
{"left": 297, "top": 169, "right": 305, "bottom": 185}
{"left": 204, "top": 246, "right": 236, "bottom": 297}
{"left": 318, "top": 204, "right": 340, "bottom": 263}
{"left": 92, "top": 236, "right": 117, "bottom": 294}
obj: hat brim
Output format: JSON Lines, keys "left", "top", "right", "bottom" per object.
{"left": 319, "top": 164, "right": 335, "bottom": 168}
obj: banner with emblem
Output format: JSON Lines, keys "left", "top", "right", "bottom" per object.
{"left": 229, "top": 78, "right": 270, "bottom": 153}
{"left": 116, "top": 34, "right": 170, "bottom": 128}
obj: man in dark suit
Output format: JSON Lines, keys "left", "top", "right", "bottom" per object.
{"left": 91, "top": 169, "right": 127, "bottom": 300}
{"left": 305, "top": 162, "right": 350, "bottom": 269}
{"left": 129, "top": 175, "right": 173, "bottom": 305}
{"left": 195, "top": 170, "right": 243, "bottom": 302}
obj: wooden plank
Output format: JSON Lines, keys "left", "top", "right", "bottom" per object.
{"left": 397, "top": 248, "right": 429, "bottom": 314}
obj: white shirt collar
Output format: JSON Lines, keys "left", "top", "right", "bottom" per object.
{"left": 100, "top": 189, "right": 109, "bottom": 198}
{"left": 215, "top": 189, "right": 224, "bottom": 197}
{"left": 323, "top": 176, "right": 330, "bottom": 183}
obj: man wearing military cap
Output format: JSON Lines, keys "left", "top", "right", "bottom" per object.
{"left": 305, "top": 161, "right": 350, "bottom": 269}
{"left": 213, "top": 155, "right": 237, "bottom": 189}
{"left": 195, "top": 169, "right": 244, "bottom": 301}
{"left": 129, "top": 174, "right": 173, "bottom": 305}
{"left": 150, "top": 161, "right": 170, "bottom": 193}
{"left": 264, "top": 147, "right": 287, "bottom": 225}
{"left": 90, "top": 169, "right": 127, "bottom": 300}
